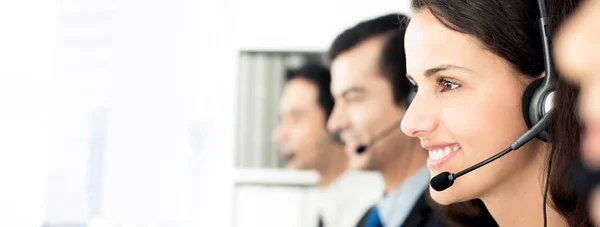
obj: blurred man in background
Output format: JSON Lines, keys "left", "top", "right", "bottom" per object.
{"left": 273, "top": 63, "right": 382, "bottom": 227}
{"left": 327, "top": 14, "right": 437, "bottom": 227}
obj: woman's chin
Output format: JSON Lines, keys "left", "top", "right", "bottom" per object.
{"left": 429, "top": 187, "right": 459, "bottom": 205}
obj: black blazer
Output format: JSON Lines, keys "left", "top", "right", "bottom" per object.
{"left": 355, "top": 192, "right": 445, "bottom": 227}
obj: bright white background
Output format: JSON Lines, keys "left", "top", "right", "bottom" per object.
{"left": 0, "top": 0, "right": 409, "bottom": 226}
{"left": 0, "top": 1, "right": 57, "bottom": 227}
{"left": 232, "top": 0, "right": 411, "bottom": 51}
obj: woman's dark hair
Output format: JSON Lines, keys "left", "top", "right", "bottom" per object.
{"left": 425, "top": 192, "right": 498, "bottom": 227}
{"left": 411, "top": 0, "right": 590, "bottom": 226}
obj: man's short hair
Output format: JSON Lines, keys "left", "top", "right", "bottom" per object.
{"left": 380, "top": 28, "right": 412, "bottom": 107}
{"left": 328, "top": 14, "right": 412, "bottom": 107}
{"left": 285, "top": 63, "right": 335, "bottom": 118}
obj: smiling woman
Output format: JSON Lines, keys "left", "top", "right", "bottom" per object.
{"left": 400, "top": 0, "right": 590, "bottom": 226}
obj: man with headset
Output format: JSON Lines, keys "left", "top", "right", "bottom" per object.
{"left": 273, "top": 63, "right": 382, "bottom": 227}
{"left": 327, "top": 14, "right": 437, "bottom": 227}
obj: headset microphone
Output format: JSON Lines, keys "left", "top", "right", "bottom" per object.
{"left": 356, "top": 144, "right": 368, "bottom": 154}
{"left": 430, "top": 114, "right": 550, "bottom": 191}
{"left": 355, "top": 119, "right": 402, "bottom": 154}
{"left": 352, "top": 89, "right": 416, "bottom": 154}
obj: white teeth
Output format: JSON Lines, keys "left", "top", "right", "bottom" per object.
{"left": 428, "top": 145, "right": 461, "bottom": 161}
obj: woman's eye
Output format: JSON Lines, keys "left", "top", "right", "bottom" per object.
{"left": 439, "top": 78, "right": 460, "bottom": 92}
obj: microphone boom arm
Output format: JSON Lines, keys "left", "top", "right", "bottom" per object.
{"left": 451, "top": 114, "right": 550, "bottom": 182}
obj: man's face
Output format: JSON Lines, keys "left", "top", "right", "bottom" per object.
{"left": 328, "top": 36, "right": 409, "bottom": 171}
{"left": 273, "top": 78, "right": 332, "bottom": 169}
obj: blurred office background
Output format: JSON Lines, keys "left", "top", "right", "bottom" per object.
{"left": 0, "top": 0, "right": 408, "bottom": 226}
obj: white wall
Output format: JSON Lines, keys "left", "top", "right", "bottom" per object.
{"left": 99, "top": 1, "right": 235, "bottom": 225}
{"left": 234, "top": 169, "right": 320, "bottom": 227}
{"left": 231, "top": 0, "right": 412, "bottom": 52}
{"left": 49, "top": 0, "right": 238, "bottom": 226}
{"left": 0, "top": 1, "right": 57, "bottom": 227}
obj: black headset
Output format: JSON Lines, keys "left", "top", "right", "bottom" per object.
{"left": 522, "top": 0, "right": 556, "bottom": 142}
{"left": 528, "top": 3, "right": 556, "bottom": 226}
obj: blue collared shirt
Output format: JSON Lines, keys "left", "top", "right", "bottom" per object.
{"left": 375, "top": 167, "right": 430, "bottom": 227}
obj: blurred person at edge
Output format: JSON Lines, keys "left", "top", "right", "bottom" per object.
{"left": 555, "top": 0, "right": 600, "bottom": 225}
{"left": 273, "top": 63, "right": 382, "bottom": 227}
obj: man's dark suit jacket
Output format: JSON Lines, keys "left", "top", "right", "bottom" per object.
{"left": 355, "top": 191, "right": 497, "bottom": 227}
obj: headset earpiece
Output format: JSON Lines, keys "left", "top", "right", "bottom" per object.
{"left": 522, "top": 77, "right": 554, "bottom": 142}
{"left": 522, "top": 78, "right": 544, "bottom": 129}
